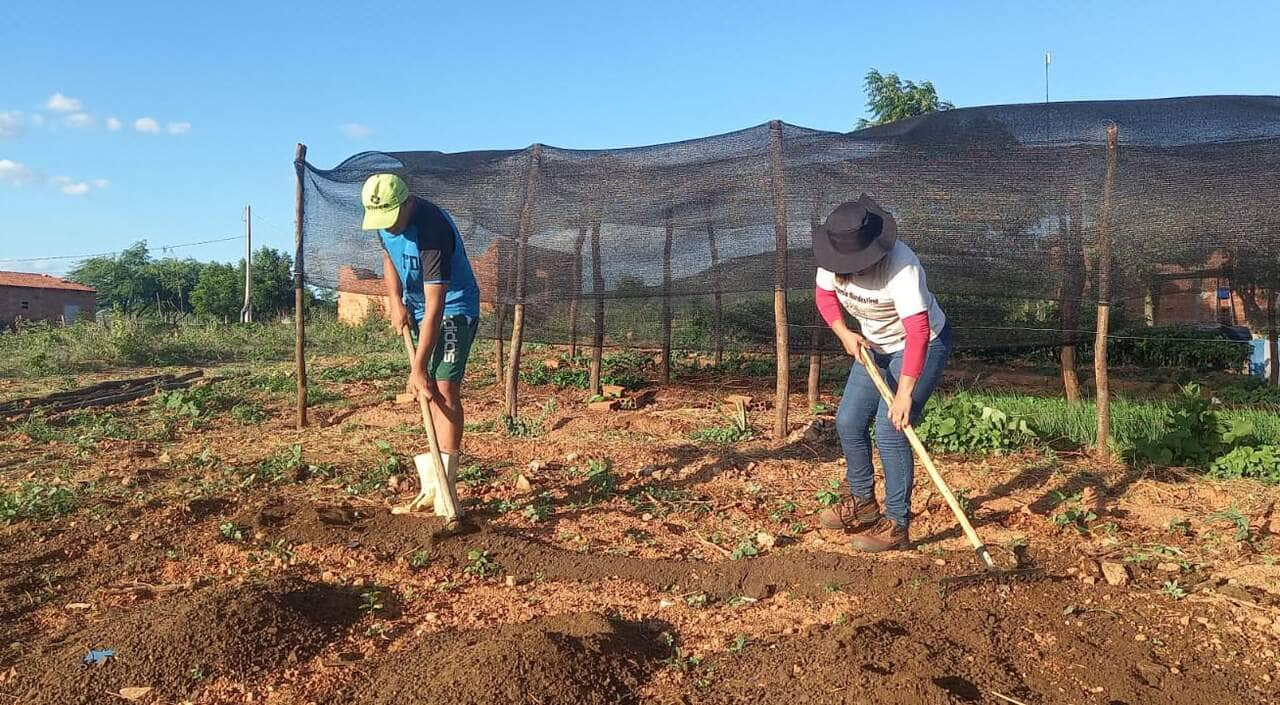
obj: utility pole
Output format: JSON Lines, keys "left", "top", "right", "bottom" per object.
{"left": 241, "top": 204, "right": 253, "bottom": 323}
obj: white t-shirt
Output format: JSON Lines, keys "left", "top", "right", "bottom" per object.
{"left": 815, "top": 241, "right": 947, "bottom": 353}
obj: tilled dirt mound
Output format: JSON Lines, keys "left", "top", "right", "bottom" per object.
{"left": 6, "top": 576, "right": 361, "bottom": 705}
{"left": 240, "top": 499, "right": 935, "bottom": 599}
{"left": 335, "top": 612, "right": 666, "bottom": 705}
{"left": 680, "top": 583, "right": 1274, "bottom": 705}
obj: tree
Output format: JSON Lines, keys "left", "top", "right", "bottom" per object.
{"left": 190, "top": 262, "right": 243, "bottom": 320}
{"left": 856, "top": 69, "right": 953, "bottom": 129}
{"left": 248, "top": 247, "right": 295, "bottom": 319}
{"left": 68, "top": 242, "right": 158, "bottom": 312}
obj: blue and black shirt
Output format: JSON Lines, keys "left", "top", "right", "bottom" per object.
{"left": 378, "top": 199, "right": 481, "bottom": 323}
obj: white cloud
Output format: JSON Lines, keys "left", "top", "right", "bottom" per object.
{"left": 166, "top": 121, "right": 191, "bottom": 135}
{"left": 0, "top": 158, "right": 35, "bottom": 185}
{"left": 341, "top": 122, "right": 372, "bottom": 140}
{"left": 0, "top": 112, "right": 21, "bottom": 139}
{"left": 45, "top": 92, "right": 83, "bottom": 112}
{"left": 106, "top": 116, "right": 122, "bottom": 131}
{"left": 134, "top": 117, "right": 160, "bottom": 134}
{"left": 49, "top": 175, "right": 105, "bottom": 196}
{"left": 64, "top": 112, "right": 94, "bottom": 129}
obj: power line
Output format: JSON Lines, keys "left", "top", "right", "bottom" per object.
{"left": 0, "top": 236, "right": 242, "bottom": 264}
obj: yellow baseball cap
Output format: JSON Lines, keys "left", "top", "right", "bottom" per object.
{"left": 361, "top": 173, "right": 409, "bottom": 230}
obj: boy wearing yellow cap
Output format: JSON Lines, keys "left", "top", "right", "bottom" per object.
{"left": 361, "top": 174, "right": 481, "bottom": 515}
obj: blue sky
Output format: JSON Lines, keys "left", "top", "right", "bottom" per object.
{"left": 2, "top": 0, "right": 1277, "bottom": 275}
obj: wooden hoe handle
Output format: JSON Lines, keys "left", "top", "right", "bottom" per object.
{"left": 856, "top": 348, "right": 996, "bottom": 570}
{"left": 402, "top": 329, "right": 461, "bottom": 522}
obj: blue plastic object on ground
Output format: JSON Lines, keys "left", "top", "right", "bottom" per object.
{"left": 82, "top": 649, "right": 115, "bottom": 666}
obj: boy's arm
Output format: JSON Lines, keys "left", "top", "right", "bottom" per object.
{"left": 382, "top": 251, "right": 409, "bottom": 334}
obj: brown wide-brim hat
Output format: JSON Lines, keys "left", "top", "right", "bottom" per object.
{"left": 812, "top": 194, "right": 898, "bottom": 274}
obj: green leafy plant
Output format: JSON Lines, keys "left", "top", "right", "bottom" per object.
{"left": 502, "top": 399, "right": 557, "bottom": 438}
{"left": 1136, "top": 384, "right": 1256, "bottom": 468}
{"left": 522, "top": 493, "right": 554, "bottom": 522}
{"left": 1160, "top": 580, "right": 1188, "bottom": 599}
{"left": 464, "top": 550, "right": 500, "bottom": 579}
{"left": 457, "top": 464, "right": 489, "bottom": 487}
{"left": 915, "top": 395, "right": 1036, "bottom": 453}
{"left": 727, "top": 634, "right": 750, "bottom": 653}
{"left": 359, "top": 587, "right": 384, "bottom": 614}
{"left": 218, "top": 521, "right": 244, "bottom": 542}
{"left": 584, "top": 458, "right": 617, "bottom": 500}
{"left": 230, "top": 400, "right": 268, "bottom": 424}
{"left": 815, "top": 478, "right": 842, "bottom": 506}
{"left": 769, "top": 500, "right": 798, "bottom": 523}
{"left": 1205, "top": 506, "right": 1253, "bottom": 542}
{"left": 0, "top": 483, "right": 77, "bottom": 523}
{"left": 729, "top": 536, "right": 759, "bottom": 561}
{"left": 691, "top": 401, "right": 753, "bottom": 445}
{"left": 1208, "top": 445, "right": 1280, "bottom": 483}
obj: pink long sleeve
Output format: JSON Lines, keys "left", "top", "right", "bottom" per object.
{"left": 815, "top": 286, "right": 842, "bottom": 327}
{"left": 901, "top": 311, "right": 930, "bottom": 378}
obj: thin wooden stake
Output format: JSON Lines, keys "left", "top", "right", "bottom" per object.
{"left": 293, "top": 143, "right": 308, "bottom": 429}
{"left": 1094, "top": 124, "right": 1119, "bottom": 459}
{"left": 1060, "top": 202, "right": 1083, "bottom": 404}
{"left": 568, "top": 227, "right": 585, "bottom": 359}
{"left": 807, "top": 327, "right": 821, "bottom": 410}
{"left": 589, "top": 222, "right": 605, "bottom": 395}
{"left": 661, "top": 213, "right": 674, "bottom": 384}
{"left": 504, "top": 144, "right": 543, "bottom": 420}
{"left": 492, "top": 303, "right": 505, "bottom": 388}
{"left": 807, "top": 206, "right": 824, "bottom": 411}
{"left": 707, "top": 223, "right": 723, "bottom": 366}
{"left": 1269, "top": 289, "right": 1278, "bottom": 385}
{"left": 767, "top": 120, "right": 790, "bottom": 439}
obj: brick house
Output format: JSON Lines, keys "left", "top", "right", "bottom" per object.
{"left": 0, "top": 271, "right": 96, "bottom": 326}
{"left": 336, "top": 240, "right": 578, "bottom": 325}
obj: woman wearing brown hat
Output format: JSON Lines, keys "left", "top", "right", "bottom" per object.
{"left": 811, "top": 195, "right": 952, "bottom": 551}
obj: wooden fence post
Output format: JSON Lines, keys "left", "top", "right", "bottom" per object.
{"left": 1269, "top": 289, "right": 1278, "bottom": 385}
{"left": 589, "top": 222, "right": 605, "bottom": 395}
{"left": 1094, "top": 124, "right": 1119, "bottom": 459}
{"left": 707, "top": 224, "right": 724, "bottom": 366}
{"left": 293, "top": 143, "right": 308, "bottom": 430}
{"left": 806, "top": 209, "right": 823, "bottom": 410}
{"left": 1060, "top": 202, "right": 1084, "bottom": 404}
{"left": 661, "top": 213, "right": 674, "bottom": 384}
{"left": 504, "top": 144, "right": 543, "bottom": 420}
{"left": 568, "top": 227, "right": 585, "bottom": 359}
{"left": 768, "top": 120, "right": 790, "bottom": 439}
{"left": 493, "top": 303, "right": 506, "bottom": 387}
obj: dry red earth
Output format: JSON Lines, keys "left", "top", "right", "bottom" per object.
{"left": 2, "top": 352, "right": 1279, "bottom": 704}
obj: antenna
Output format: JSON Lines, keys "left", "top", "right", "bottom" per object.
{"left": 1045, "top": 51, "right": 1052, "bottom": 103}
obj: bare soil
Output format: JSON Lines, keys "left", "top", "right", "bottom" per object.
{"left": 2, "top": 350, "right": 1279, "bottom": 704}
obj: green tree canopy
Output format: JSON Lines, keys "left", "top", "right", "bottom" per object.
{"left": 856, "top": 68, "right": 954, "bottom": 129}
{"left": 190, "top": 262, "right": 243, "bottom": 320}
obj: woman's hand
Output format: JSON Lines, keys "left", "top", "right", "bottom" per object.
{"left": 888, "top": 389, "right": 913, "bottom": 431}
{"left": 836, "top": 328, "right": 867, "bottom": 361}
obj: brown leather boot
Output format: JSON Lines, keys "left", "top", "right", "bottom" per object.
{"left": 849, "top": 518, "right": 910, "bottom": 552}
{"left": 818, "top": 495, "right": 881, "bottom": 531}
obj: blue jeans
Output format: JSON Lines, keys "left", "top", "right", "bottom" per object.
{"left": 835, "top": 323, "right": 952, "bottom": 528}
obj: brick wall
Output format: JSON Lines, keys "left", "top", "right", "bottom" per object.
{"left": 0, "top": 286, "right": 97, "bottom": 326}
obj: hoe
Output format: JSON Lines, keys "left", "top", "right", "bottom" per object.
{"left": 857, "top": 348, "right": 1043, "bottom": 589}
